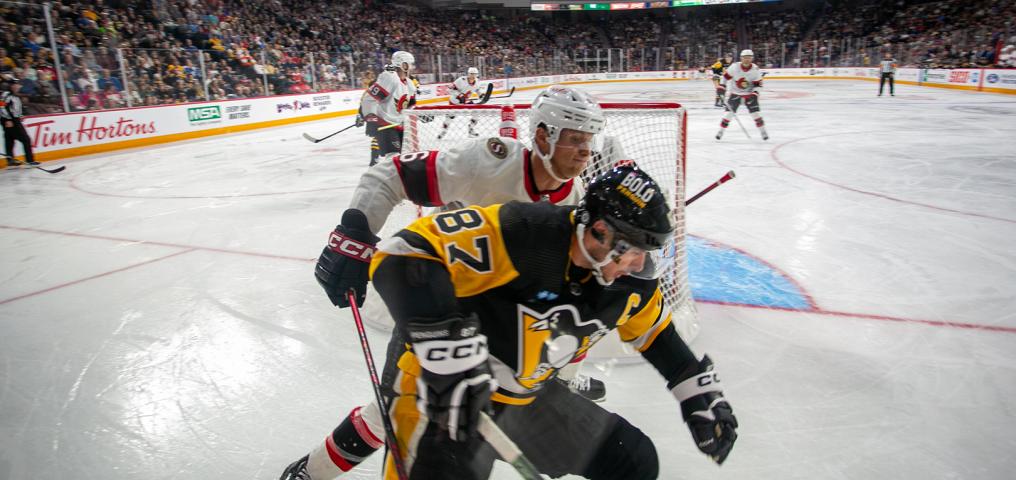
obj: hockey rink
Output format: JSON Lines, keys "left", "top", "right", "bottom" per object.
{"left": 2, "top": 79, "right": 1015, "bottom": 479}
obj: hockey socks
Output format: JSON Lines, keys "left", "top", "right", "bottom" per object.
{"left": 716, "top": 118, "right": 731, "bottom": 140}
{"left": 305, "top": 405, "right": 384, "bottom": 478}
{"left": 750, "top": 113, "right": 768, "bottom": 140}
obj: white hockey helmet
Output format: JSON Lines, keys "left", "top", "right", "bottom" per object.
{"left": 467, "top": 67, "right": 479, "bottom": 75}
{"left": 740, "top": 49, "right": 754, "bottom": 58}
{"left": 391, "top": 51, "right": 415, "bottom": 70}
{"left": 530, "top": 85, "right": 606, "bottom": 182}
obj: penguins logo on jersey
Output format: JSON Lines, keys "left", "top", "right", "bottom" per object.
{"left": 516, "top": 304, "right": 609, "bottom": 389}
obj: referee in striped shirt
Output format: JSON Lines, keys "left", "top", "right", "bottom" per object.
{"left": 878, "top": 53, "right": 896, "bottom": 97}
{"left": 2, "top": 77, "right": 38, "bottom": 167}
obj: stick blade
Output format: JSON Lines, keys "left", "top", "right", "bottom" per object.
{"left": 302, "top": 132, "right": 320, "bottom": 143}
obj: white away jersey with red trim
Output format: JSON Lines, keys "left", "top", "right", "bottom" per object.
{"left": 349, "top": 137, "right": 584, "bottom": 235}
{"left": 360, "top": 70, "right": 417, "bottom": 125}
{"left": 449, "top": 76, "right": 482, "bottom": 105}
{"left": 723, "top": 62, "right": 763, "bottom": 96}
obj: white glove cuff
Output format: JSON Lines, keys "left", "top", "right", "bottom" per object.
{"left": 670, "top": 370, "right": 723, "bottom": 403}
{"left": 415, "top": 335, "right": 489, "bottom": 375}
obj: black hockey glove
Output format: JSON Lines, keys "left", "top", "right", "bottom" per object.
{"left": 409, "top": 313, "right": 495, "bottom": 442}
{"left": 670, "top": 355, "right": 738, "bottom": 465}
{"left": 314, "top": 209, "right": 379, "bottom": 308}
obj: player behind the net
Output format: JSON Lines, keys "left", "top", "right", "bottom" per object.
{"left": 716, "top": 49, "right": 769, "bottom": 141}
{"left": 437, "top": 66, "right": 483, "bottom": 139}
{"left": 280, "top": 85, "right": 637, "bottom": 480}
{"left": 358, "top": 51, "right": 417, "bottom": 166}
{"left": 343, "top": 166, "right": 737, "bottom": 479}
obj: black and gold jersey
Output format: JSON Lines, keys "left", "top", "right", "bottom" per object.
{"left": 711, "top": 61, "right": 726, "bottom": 77}
{"left": 371, "top": 201, "right": 695, "bottom": 405}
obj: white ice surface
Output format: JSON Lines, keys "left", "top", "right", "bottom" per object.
{"left": 1, "top": 79, "right": 1015, "bottom": 480}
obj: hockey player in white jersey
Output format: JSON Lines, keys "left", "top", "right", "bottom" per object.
{"left": 716, "top": 49, "right": 769, "bottom": 141}
{"left": 359, "top": 51, "right": 418, "bottom": 166}
{"left": 280, "top": 86, "right": 631, "bottom": 480}
{"left": 437, "top": 66, "right": 483, "bottom": 139}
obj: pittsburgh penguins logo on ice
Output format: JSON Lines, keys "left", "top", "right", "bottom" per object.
{"left": 615, "top": 170, "right": 656, "bottom": 208}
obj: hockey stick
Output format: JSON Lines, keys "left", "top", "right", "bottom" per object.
{"left": 492, "top": 86, "right": 516, "bottom": 99}
{"left": 478, "top": 412, "right": 542, "bottom": 480}
{"left": 477, "top": 83, "right": 494, "bottom": 104}
{"left": 346, "top": 290, "right": 410, "bottom": 480}
{"left": 723, "top": 99, "right": 752, "bottom": 140}
{"left": 4, "top": 163, "right": 65, "bottom": 174}
{"left": 34, "top": 163, "right": 65, "bottom": 173}
{"left": 302, "top": 123, "right": 357, "bottom": 143}
{"left": 686, "top": 170, "right": 736, "bottom": 206}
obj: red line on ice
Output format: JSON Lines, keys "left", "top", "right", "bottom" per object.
{"left": 770, "top": 131, "right": 1016, "bottom": 224}
{"left": 0, "top": 249, "right": 195, "bottom": 305}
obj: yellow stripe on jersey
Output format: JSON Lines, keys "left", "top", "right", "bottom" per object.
{"left": 616, "top": 287, "right": 673, "bottom": 352}
{"left": 399, "top": 204, "right": 520, "bottom": 297}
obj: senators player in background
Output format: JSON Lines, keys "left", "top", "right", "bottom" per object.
{"left": 358, "top": 51, "right": 417, "bottom": 166}
{"left": 716, "top": 49, "right": 769, "bottom": 141}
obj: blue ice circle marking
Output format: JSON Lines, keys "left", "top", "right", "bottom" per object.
{"left": 686, "top": 236, "right": 811, "bottom": 309}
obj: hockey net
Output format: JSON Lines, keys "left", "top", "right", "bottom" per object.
{"left": 360, "top": 102, "right": 699, "bottom": 359}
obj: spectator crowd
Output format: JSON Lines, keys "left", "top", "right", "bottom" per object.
{"left": 1, "top": 0, "right": 1012, "bottom": 114}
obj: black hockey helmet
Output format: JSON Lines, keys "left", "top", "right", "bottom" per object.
{"left": 576, "top": 165, "right": 673, "bottom": 251}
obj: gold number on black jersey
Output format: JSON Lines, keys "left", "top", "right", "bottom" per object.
{"left": 435, "top": 209, "right": 484, "bottom": 234}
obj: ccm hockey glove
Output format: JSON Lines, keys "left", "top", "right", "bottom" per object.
{"left": 314, "top": 208, "right": 379, "bottom": 308}
{"left": 670, "top": 355, "right": 738, "bottom": 465}
{"left": 409, "top": 313, "right": 495, "bottom": 442}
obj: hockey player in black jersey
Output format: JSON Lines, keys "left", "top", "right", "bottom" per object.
{"left": 349, "top": 166, "right": 737, "bottom": 479}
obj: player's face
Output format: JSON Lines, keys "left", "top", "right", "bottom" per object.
{"left": 741, "top": 55, "right": 752, "bottom": 66}
{"left": 468, "top": 73, "right": 477, "bottom": 82}
{"left": 550, "top": 128, "right": 594, "bottom": 179}
{"left": 595, "top": 229, "right": 648, "bottom": 282}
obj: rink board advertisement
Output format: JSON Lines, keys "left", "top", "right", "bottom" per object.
{"left": 3, "top": 67, "right": 1013, "bottom": 163}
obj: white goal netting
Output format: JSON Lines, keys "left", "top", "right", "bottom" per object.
{"left": 360, "top": 102, "right": 699, "bottom": 359}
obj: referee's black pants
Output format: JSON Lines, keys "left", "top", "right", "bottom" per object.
{"left": 879, "top": 73, "right": 895, "bottom": 96}
{"left": 3, "top": 119, "right": 35, "bottom": 164}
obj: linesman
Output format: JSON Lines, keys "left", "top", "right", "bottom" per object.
{"left": 879, "top": 53, "right": 896, "bottom": 97}
{"left": 1, "top": 77, "right": 38, "bottom": 167}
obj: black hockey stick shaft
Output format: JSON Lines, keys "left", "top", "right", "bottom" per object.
{"left": 303, "top": 123, "right": 357, "bottom": 143}
{"left": 686, "top": 170, "right": 735, "bottom": 206}
{"left": 477, "top": 83, "right": 494, "bottom": 104}
{"left": 346, "top": 291, "right": 410, "bottom": 480}
{"left": 724, "top": 99, "right": 752, "bottom": 140}
{"left": 493, "top": 86, "right": 516, "bottom": 99}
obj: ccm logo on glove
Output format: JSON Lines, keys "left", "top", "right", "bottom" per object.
{"left": 425, "top": 340, "right": 487, "bottom": 362}
{"left": 328, "top": 231, "right": 375, "bottom": 261}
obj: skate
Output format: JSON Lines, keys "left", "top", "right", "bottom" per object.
{"left": 4, "top": 158, "right": 23, "bottom": 168}
{"left": 561, "top": 373, "right": 606, "bottom": 403}
{"left": 279, "top": 454, "right": 312, "bottom": 480}
{"left": 25, "top": 160, "right": 39, "bottom": 165}
{"left": 760, "top": 128, "right": 769, "bottom": 141}
{"left": 715, "top": 129, "right": 725, "bottom": 140}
